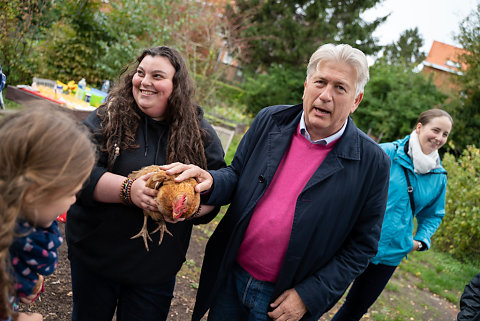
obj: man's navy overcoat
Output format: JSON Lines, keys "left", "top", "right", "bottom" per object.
{"left": 192, "top": 104, "right": 391, "bottom": 320}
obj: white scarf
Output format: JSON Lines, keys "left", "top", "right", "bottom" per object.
{"left": 407, "top": 130, "right": 440, "bottom": 174}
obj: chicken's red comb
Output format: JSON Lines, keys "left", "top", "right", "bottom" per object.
{"left": 172, "top": 194, "right": 187, "bottom": 219}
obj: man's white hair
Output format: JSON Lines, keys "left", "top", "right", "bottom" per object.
{"left": 306, "top": 44, "right": 369, "bottom": 98}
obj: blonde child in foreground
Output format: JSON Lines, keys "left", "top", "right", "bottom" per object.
{"left": 0, "top": 107, "right": 96, "bottom": 321}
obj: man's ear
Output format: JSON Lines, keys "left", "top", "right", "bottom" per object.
{"left": 350, "top": 92, "right": 363, "bottom": 114}
{"left": 302, "top": 78, "right": 308, "bottom": 100}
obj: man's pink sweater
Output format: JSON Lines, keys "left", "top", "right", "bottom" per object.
{"left": 237, "top": 127, "right": 337, "bottom": 282}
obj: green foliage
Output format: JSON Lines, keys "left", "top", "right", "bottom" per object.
{"left": 94, "top": 0, "right": 174, "bottom": 82}
{"left": 434, "top": 146, "right": 480, "bottom": 261}
{"left": 446, "top": 6, "right": 480, "bottom": 154}
{"left": 352, "top": 62, "right": 447, "bottom": 142}
{"left": 382, "top": 27, "right": 426, "bottom": 69}
{"left": 456, "top": 5, "right": 480, "bottom": 98}
{"left": 214, "top": 81, "right": 245, "bottom": 105}
{"left": 2, "top": 0, "right": 230, "bottom": 88}
{"left": 241, "top": 65, "right": 304, "bottom": 117}
{"left": 32, "top": 0, "right": 203, "bottom": 87}
{"left": 195, "top": 74, "right": 245, "bottom": 109}
{"left": 226, "top": 0, "right": 386, "bottom": 71}
{"left": 33, "top": 0, "right": 116, "bottom": 86}
{"left": 203, "top": 104, "right": 250, "bottom": 130}
{"left": 0, "top": 0, "right": 55, "bottom": 84}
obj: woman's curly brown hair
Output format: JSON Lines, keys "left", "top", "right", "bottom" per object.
{"left": 99, "top": 46, "right": 207, "bottom": 170}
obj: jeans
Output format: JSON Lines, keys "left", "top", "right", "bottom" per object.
{"left": 208, "top": 263, "right": 276, "bottom": 321}
{"left": 70, "top": 255, "right": 175, "bottom": 321}
{"left": 331, "top": 262, "right": 397, "bottom": 321}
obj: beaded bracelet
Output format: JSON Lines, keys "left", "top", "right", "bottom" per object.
{"left": 120, "top": 178, "right": 135, "bottom": 206}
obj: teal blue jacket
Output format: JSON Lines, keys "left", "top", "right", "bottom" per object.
{"left": 370, "top": 135, "right": 447, "bottom": 266}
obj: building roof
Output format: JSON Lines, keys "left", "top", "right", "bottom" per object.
{"left": 423, "top": 40, "right": 468, "bottom": 75}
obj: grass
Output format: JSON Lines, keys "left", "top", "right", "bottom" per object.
{"left": 2, "top": 94, "right": 24, "bottom": 111}
{"left": 224, "top": 133, "right": 241, "bottom": 165}
{"left": 398, "top": 246, "right": 478, "bottom": 303}
{"left": 346, "top": 248, "right": 479, "bottom": 321}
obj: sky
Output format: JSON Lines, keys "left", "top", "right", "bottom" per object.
{"left": 362, "top": 0, "right": 479, "bottom": 56}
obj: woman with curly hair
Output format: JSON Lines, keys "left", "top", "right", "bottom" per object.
{"left": 65, "top": 46, "right": 226, "bottom": 321}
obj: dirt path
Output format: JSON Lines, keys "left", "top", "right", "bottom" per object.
{"left": 20, "top": 224, "right": 459, "bottom": 321}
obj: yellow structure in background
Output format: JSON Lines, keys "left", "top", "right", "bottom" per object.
{"left": 36, "top": 85, "right": 95, "bottom": 111}
{"left": 30, "top": 77, "right": 108, "bottom": 111}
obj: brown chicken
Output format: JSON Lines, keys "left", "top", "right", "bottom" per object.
{"left": 128, "top": 165, "right": 200, "bottom": 251}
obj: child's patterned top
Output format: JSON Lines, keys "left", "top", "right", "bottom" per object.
{"left": 9, "top": 219, "right": 63, "bottom": 298}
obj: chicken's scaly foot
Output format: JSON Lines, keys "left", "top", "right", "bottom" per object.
{"left": 130, "top": 216, "right": 152, "bottom": 251}
{"left": 151, "top": 219, "right": 173, "bottom": 246}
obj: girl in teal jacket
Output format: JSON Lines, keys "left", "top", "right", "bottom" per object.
{"left": 333, "top": 108, "right": 453, "bottom": 321}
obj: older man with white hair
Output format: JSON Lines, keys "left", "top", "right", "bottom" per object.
{"left": 165, "top": 43, "right": 391, "bottom": 321}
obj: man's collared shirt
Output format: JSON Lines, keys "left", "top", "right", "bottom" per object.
{"left": 299, "top": 111, "right": 347, "bottom": 145}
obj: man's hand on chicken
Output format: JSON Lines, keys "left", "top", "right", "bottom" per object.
{"left": 160, "top": 162, "right": 216, "bottom": 218}
{"left": 160, "top": 162, "right": 214, "bottom": 193}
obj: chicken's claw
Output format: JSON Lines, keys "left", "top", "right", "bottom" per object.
{"left": 151, "top": 219, "right": 173, "bottom": 246}
{"left": 131, "top": 216, "right": 153, "bottom": 251}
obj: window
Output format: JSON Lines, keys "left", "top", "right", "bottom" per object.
{"left": 445, "top": 60, "right": 461, "bottom": 69}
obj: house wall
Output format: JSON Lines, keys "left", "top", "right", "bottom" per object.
{"left": 422, "top": 66, "right": 460, "bottom": 94}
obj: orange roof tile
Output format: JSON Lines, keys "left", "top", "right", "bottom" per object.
{"left": 423, "top": 40, "right": 468, "bottom": 75}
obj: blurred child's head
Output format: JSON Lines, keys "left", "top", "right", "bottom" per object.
{"left": 0, "top": 106, "right": 96, "bottom": 317}
{"left": 0, "top": 106, "right": 96, "bottom": 228}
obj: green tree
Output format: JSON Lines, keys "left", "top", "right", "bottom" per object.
{"left": 165, "top": 0, "right": 234, "bottom": 106}
{"left": 241, "top": 65, "right": 305, "bottom": 116}
{"left": 33, "top": 0, "right": 116, "bottom": 86}
{"left": 352, "top": 61, "right": 447, "bottom": 142}
{"left": 382, "top": 27, "right": 426, "bottom": 68}
{"left": 34, "top": 0, "right": 187, "bottom": 86}
{"left": 94, "top": 0, "right": 174, "bottom": 82}
{"left": 225, "top": 0, "right": 387, "bottom": 71}
{"left": 0, "top": 0, "right": 55, "bottom": 84}
{"left": 446, "top": 5, "right": 480, "bottom": 153}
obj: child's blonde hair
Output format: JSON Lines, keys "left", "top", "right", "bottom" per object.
{"left": 0, "top": 106, "right": 96, "bottom": 318}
